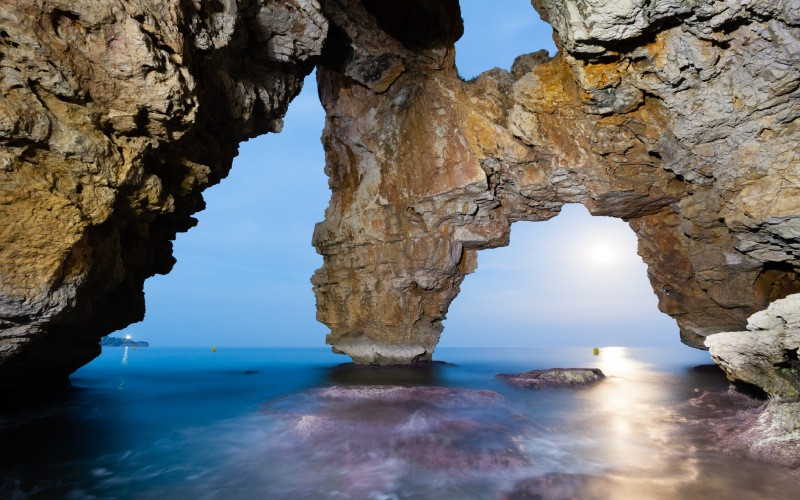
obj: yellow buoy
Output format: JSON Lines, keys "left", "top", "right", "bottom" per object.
{"left": 211, "top": 346, "right": 217, "bottom": 352}
{"left": 593, "top": 347, "right": 600, "bottom": 355}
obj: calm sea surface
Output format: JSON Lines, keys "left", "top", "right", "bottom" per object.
{"left": 1, "top": 346, "right": 797, "bottom": 498}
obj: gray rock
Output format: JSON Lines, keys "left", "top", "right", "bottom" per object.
{"left": 497, "top": 368, "right": 605, "bottom": 389}
{"left": 706, "top": 294, "right": 800, "bottom": 399}
{"left": 686, "top": 390, "right": 800, "bottom": 469}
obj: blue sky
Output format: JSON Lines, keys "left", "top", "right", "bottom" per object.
{"left": 121, "top": 0, "right": 679, "bottom": 347}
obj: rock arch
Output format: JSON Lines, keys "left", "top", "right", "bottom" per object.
{"left": 310, "top": 0, "right": 800, "bottom": 363}
{"left": 0, "top": 0, "right": 798, "bottom": 394}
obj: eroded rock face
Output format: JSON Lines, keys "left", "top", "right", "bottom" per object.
{"left": 1, "top": 0, "right": 799, "bottom": 393}
{"left": 312, "top": 0, "right": 800, "bottom": 363}
{"left": 706, "top": 294, "right": 800, "bottom": 399}
{"left": 0, "top": 0, "right": 326, "bottom": 395}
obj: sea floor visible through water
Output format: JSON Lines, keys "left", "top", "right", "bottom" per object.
{"left": 1, "top": 346, "right": 798, "bottom": 498}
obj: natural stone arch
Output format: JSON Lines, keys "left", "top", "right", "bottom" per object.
{"left": 0, "top": 0, "right": 798, "bottom": 396}
{"left": 310, "top": 0, "right": 800, "bottom": 364}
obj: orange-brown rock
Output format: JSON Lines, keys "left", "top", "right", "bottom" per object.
{"left": 311, "top": 0, "right": 800, "bottom": 364}
{"left": 0, "top": 0, "right": 326, "bottom": 397}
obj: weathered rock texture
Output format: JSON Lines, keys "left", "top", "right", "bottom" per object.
{"left": 0, "top": 0, "right": 326, "bottom": 396}
{"left": 706, "top": 293, "right": 800, "bottom": 399}
{"left": 312, "top": 0, "right": 800, "bottom": 364}
{"left": 686, "top": 389, "right": 800, "bottom": 469}
{"left": 1, "top": 0, "right": 800, "bottom": 394}
{"left": 497, "top": 368, "right": 605, "bottom": 389}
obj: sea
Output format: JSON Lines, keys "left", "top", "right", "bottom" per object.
{"left": 1, "top": 346, "right": 798, "bottom": 499}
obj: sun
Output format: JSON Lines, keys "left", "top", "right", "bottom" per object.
{"left": 589, "top": 242, "right": 615, "bottom": 264}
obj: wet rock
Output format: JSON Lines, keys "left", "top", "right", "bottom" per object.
{"left": 684, "top": 390, "right": 800, "bottom": 469}
{"left": 327, "top": 360, "right": 454, "bottom": 385}
{"left": 734, "top": 400, "right": 800, "bottom": 468}
{"left": 497, "top": 368, "right": 605, "bottom": 389}
{"left": 312, "top": 385, "right": 504, "bottom": 407}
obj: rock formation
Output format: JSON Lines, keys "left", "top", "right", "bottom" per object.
{"left": 686, "top": 389, "right": 800, "bottom": 469}
{"left": 497, "top": 368, "right": 605, "bottom": 389}
{"left": 1, "top": 0, "right": 799, "bottom": 398}
{"left": 0, "top": 0, "right": 326, "bottom": 396}
{"left": 706, "top": 294, "right": 800, "bottom": 399}
{"left": 312, "top": 0, "right": 800, "bottom": 365}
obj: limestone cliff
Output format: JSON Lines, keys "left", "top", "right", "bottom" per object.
{"left": 1, "top": 0, "right": 799, "bottom": 400}
{"left": 312, "top": 0, "right": 800, "bottom": 365}
{"left": 0, "top": 0, "right": 326, "bottom": 396}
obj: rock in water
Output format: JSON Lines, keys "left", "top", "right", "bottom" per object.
{"left": 705, "top": 294, "right": 800, "bottom": 399}
{"left": 736, "top": 400, "right": 800, "bottom": 469}
{"left": 683, "top": 390, "right": 800, "bottom": 469}
{"left": 500, "top": 473, "right": 596, "bottom": 500}
{"left": 497, "top": 368, "right": 605, "bottom": 389}
{"left": 702, "top": 295, "right": 800, "bottom": 468}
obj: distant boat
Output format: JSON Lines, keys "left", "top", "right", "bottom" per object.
{"left": 100, "top": 336, "right": 149, "bottom": 347}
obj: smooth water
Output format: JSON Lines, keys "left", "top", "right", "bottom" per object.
{"left": 1, "top": 346, "right": 797, "bottom": 498}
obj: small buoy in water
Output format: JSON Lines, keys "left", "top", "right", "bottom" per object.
{"left": 593, "top": 347, "right": 600, "bottom": 355}
{"left": 212, "top": 346, "right": 217, "bottom": 352}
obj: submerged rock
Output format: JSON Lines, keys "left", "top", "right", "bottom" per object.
{"left": 311, "top": 385, "right": 503, "bottom": 407}
{"left": 327, "top": 360, "right": 454, "bottom": 386}
{"left": 684, "top": 390, "right": 800, "bottom": 469}
{"left": 262, "top": 385, "right": 530, "bottom": 475}
{"left": 734, "top": 400, "right": 800, "bottom": 469}
{"left": 497, "top": 368, "right": 605, "bottom": 389}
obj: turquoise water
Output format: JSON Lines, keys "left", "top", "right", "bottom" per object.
{"left": 1, "top": 346, "right": 797, "bottom": 498}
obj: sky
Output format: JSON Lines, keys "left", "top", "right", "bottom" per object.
{"left": 120, "top": 0, "right": 679, "bottom": 347}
